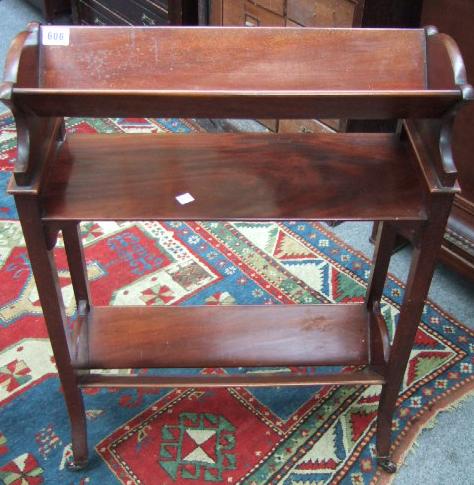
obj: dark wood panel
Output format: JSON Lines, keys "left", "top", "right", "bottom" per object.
{"left": 74, "top": 304, "right": 370, "bottom": 369}
{"left": 223, "top": 0, "right": 285, "bottom": 26}
{"left": 13, "top": 90, "right": 459, "bottom": 119}
{"left": 72, "top": 0, "right": 203, "bottom": 26}
{"left": 287, "top": 0, "right": 357, "bottom": 27}
{"left": 26, "top": 0, "right": 71, "bottom": 21}
{"left": 96, "top": 0, "right": 168, "bottom": 25}
{"left": 440, "top": 205, "right": 474, "bottom": 278}
{"left": 360, "top": 0, "right": 422, "bottom": 27}
{"left": 38, "top": 133, "right": 427, "bottom": 221}
{"left": 422, "top": 0, "right": 474, "bottom": 281}
{"left": 73, "top": 0, "right": 127, "bottom": 25}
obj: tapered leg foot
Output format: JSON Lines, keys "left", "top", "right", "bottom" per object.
{"left": 377, "top": 456, "right": 397, "bottom": 474}
{"left": 67, "top": 458, "right": 88, "bottom": 471}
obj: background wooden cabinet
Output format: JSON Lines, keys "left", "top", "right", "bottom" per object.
{"left": 25, "top": 0, "right": 71, "bottom": 21}
{"left": 72, "top": 0, "right": 203, "bottom": 26}
{"left": 209, "top": 0, "right": 364, "bottom": 133}
{"left": 421, "top": 0, "right": 474, "bottom": 280}
{"left": 209, "top": 0, "right": 421, "bottom": 134}
{"left": 210, "top": 0, "right": 362, "bottom": 27}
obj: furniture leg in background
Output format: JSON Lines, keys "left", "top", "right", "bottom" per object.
{"left": 62, "top": 221, "right": 91, "bottom": 312}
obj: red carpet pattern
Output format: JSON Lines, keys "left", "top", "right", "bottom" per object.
{"left": 0, "top": 109, "right": 473, "bottom": 484}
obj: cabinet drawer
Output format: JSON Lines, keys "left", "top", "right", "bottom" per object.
{"left": 130, "top": 0, "right": 169, "bottom": 24}
{"left": 138, "top": 0, "right": 168, "bottom": 11}
{"left": 288, "top": 0, "right": 357, "bottom": 27}
{"left": 279, "top": 119, "right": 336, "bottom": 134}
{"left": 95, "top": 0, "right": 168, "bottom": 25}
{"left": 223, "top": 0, "right": 285, "bottom": 26}
{"left": 75, "top": 0, "right": 127, "bottom": 25}
{"left": 254, "top": 0, "right": 285, "bottom": 16}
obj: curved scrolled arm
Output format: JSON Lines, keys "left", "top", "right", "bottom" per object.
{"left": 1, "top": 22, "right": 64, "bottom": 188}
{"left": 1, "top": 23, "right": 39, "bottom": 186}
{"left": 0, "top": 22, "right": 39, "bottom": 105}
{"left": 408, "top": 27, "right": 474, "bottom": 189}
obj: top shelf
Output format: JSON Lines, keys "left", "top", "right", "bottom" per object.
{"left": 38, "top": 27, "right": 426, "bottom": 92}
{"left": 3, "top": 25, "right": 467, "bottom": 118}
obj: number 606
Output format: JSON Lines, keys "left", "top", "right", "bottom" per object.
{"left": 48, "top": 31, "right": 64, "bottom": 41}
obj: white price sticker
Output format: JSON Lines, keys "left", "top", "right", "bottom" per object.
{"left": 175, "top": 193, "right": 195, "bottom": 205}
{"left": 42, "top": 27, "right": 70, "bottom": 46}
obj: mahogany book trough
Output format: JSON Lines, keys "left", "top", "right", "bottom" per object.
{"left": 1, "top": 23, "right": 472, "bottom": 473}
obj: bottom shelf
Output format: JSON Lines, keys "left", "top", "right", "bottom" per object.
{"left": 77, "top": 369, "right": 386, "bottom": 388}
{"left": 72, "top": 304, "right": 373, "bottom": 370}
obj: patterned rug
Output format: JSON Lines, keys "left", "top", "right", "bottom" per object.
{"left": 0, "top": 109, "right": 473, "bottom": 485}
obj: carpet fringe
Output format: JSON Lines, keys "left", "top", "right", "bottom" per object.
{"left": 410, "top": 387, "right": 474, "bottom": 435}
{"left": 375, "top": 380, "right": 474, "bottom": 485}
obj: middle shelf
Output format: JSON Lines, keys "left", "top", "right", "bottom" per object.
{"left": 72, "top": 303, "right": 372, "bottom": 370}
{"left": 41, "top": 132, "right": 427, "bottom": 222}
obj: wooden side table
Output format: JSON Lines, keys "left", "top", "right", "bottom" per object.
{"left": 1, "top": 23, "right": 471, "bottom": 474}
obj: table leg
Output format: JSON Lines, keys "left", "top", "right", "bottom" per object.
{"left": 375, "top": 197, "right": 453, "bottom": 472}
{"left": 15, "top": 196, "right": 88, "bottom": 468}
{"left": 62, "top": 221, "right": 91, "bottom": 312}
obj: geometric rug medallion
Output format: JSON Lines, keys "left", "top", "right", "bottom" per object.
{"left": 0, "top": 108, "right": 473, "bottom": 484}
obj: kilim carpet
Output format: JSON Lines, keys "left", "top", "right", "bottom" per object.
{"left": 0, "top": 108, "right": 473, "bottom": 485}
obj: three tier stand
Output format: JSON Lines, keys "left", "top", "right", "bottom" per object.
{"left": 2, "top": 23, "right": 472, "bottom": 473}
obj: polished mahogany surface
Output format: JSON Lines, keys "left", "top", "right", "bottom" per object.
{"left": 11, "top": 26, "right": 461, "bottom": 119}
{"left": 75, "top": 304, "right": 370, "bottom": 369}
{"left": 3, "top": 23, "right": 470, "bottom": 470}
{"left": 40, "top": 132, "right": 426, "bottom": 221}
{"left": 37, "top": 27, "right": 426, "bottom": 91}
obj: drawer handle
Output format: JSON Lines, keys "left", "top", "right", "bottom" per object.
{"left": 141, "top": 13, "right": 156, "bottom": 26}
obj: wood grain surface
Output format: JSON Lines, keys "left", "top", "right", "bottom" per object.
{"left": 40, "top": 132, "right": 427, "bottom": 221}
{"left": 75, "top": 304, "right": 370, "bottom": 369}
